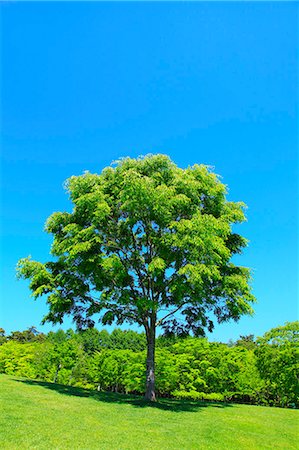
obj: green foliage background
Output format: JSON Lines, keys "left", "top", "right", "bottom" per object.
{"left": 0, "top": 322, "right": 298, "bottom": 407}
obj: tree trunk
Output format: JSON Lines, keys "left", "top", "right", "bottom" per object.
{"left": 54, "top": 363, "right": 62, "bottom": 383}
{"left": 145, "top": 326, "right": 156, "bottom": 401}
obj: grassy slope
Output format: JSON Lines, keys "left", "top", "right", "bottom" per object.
{"left": 1, "top": 375, "right": 298, "bottom": 450}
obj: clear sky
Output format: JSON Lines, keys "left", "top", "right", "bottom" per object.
{"left": 1, "top": 2, "right": 298, "bottom": 342}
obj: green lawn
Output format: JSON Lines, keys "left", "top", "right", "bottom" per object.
{"left": 1, "top": 374, "right": 298, "bottom": 449}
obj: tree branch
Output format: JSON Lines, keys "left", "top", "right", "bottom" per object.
{"left": 156, "top": 304, "right": 187, "bottom": 327}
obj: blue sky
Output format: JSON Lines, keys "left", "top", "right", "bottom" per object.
{"left": 1, "top": 2, "right": 298, "bottom": 342}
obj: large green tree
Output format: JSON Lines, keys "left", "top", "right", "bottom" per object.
{"left": 17, "top": 154, "right": 255, "bottom": 400}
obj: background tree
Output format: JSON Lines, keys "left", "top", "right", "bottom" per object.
{"left": 255, "top": 321, "right": 299, "bottom": 406}
{"left": 2, "top": 323, "right": 297, "bottom": 406}
{"left": 0, "top": 328, "right": 7, "bottom": 346}
{"left": 235, "top": 334, "right": 256, "bottom": 350}
{"left": 8, "top": 327, "right": 46, "bottom": 343}
{"left": 17, "top": 154, "right": 255, "bottom": 400}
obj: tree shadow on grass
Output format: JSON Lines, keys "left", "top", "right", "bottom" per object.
{"left": 15, "top": 378, "right": 232, "bottom": 413}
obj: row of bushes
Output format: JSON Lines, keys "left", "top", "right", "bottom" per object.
{"left": 0, "top": 322, "right": 298, "bottom": 407}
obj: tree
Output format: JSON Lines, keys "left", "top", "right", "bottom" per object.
{"left": 8, "top": 327, "right": 45, "bottom": 343}
{"left": 17, "top": 154, "right": 255, "bottom": 401}
{"left": 0, "top": 328, "right": 6, "bottom": 346}
{"left": 255, "top": 322, "right": 299, "bottom": 406}
{"left": 235, "top": 334, "right": 256, "bottom": 350}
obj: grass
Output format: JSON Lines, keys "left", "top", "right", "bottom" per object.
{"left": 1, "top": 374, "right": 298, "bottom": 449}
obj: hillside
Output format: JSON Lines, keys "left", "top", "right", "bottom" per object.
{"left": 1, "top": 375, "right": 298, "bottom": 449}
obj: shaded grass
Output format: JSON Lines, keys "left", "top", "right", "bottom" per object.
{"left": 1, "top": 374, "right": 298, "bottom": 449}
{"left": 14, "top": 378, "right": 229, "bottom": 412}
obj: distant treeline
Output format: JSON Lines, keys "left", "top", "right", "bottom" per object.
{"left": 0, "top": 322, "right": 298, "bottom": 408}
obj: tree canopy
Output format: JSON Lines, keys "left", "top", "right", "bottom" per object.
{"left": 17, "top": 154, "right": 255, "bottom": 400}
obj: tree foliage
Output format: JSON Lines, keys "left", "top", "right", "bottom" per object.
{"left": 255, "top": 322, "right": 299, "bottom": 406}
